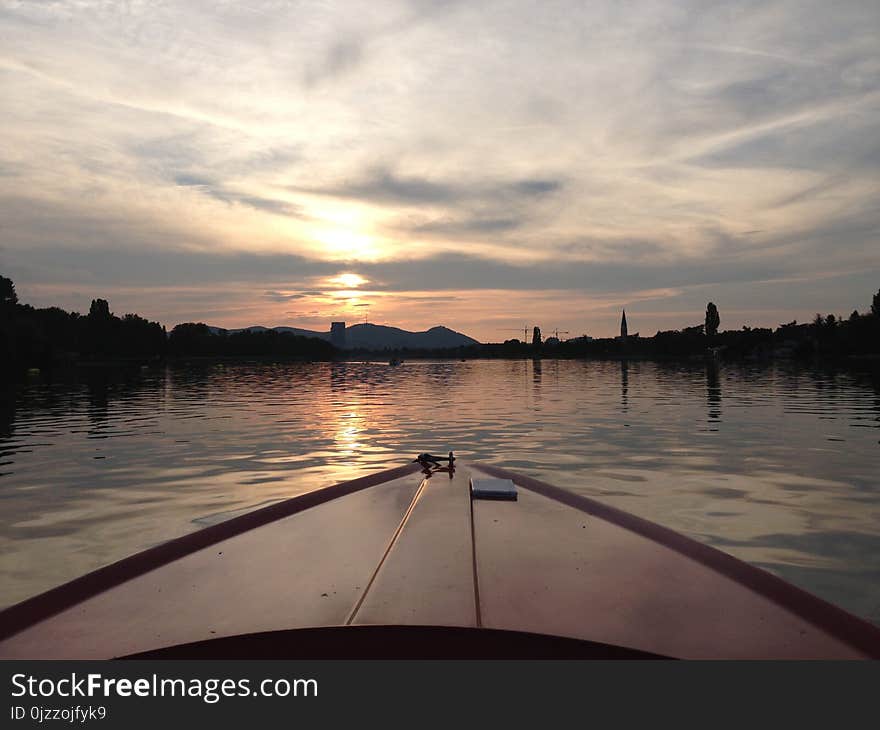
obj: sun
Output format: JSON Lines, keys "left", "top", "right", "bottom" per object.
{"left": 328, "top": 273, "right": 367, "bottom": 288}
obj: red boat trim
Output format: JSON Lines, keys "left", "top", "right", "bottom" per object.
{"left": 473, "top": 462, "right": 880, "bottom": 658}
{"left": 0, "top": 462, "right": 422, "bottom": 642}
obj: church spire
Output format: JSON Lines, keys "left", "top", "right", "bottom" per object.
{"left": 620, "top": 309, "right": 628, "bottom": 339}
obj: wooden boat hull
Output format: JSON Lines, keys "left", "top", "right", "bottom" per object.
{"left": 1, "top": 461, "right": 879, "bottom": 659}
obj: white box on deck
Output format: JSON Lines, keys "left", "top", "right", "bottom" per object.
{"left": 470, "top": 478, "right": 517, "bottom": 501}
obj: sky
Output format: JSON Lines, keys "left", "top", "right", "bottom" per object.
{"left": 1, "top": 0, "right": 878, "bottom": 341}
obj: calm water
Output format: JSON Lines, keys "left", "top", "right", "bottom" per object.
{"left": 1, "top": 359, "right": 879, "bottom": 623}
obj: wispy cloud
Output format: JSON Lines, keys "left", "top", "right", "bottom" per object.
{"left": 174, "top": 175, "right": 305, "bottom": 218}
{"left": 291, "top": 167, "right": 563, "bottom": 207}
{"left": 264, "top": 290, "right": 326, "bottom": 302}
{"left": 303, "top": 38, "right": 365, "bottom": 87}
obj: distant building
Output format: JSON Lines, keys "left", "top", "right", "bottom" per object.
{"left": 620, "top": 310, "right": 628, "bottom": 340}
{"left": 330, "top": 321, "right": 346, "bottom": 349}
{"left": 532, "top": 326, "right": 542, "bottom": 346}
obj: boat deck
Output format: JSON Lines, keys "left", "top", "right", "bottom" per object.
{"left": 1, "top": 462, "right": 878, "bottom": 659}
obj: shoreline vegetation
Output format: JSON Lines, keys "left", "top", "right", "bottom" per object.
{"left": 2, "top": 274, "right": 878, "bottom": 373}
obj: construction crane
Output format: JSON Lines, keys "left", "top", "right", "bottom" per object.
{"left": 552, "top": 329, "right": 570, "bottom": 340}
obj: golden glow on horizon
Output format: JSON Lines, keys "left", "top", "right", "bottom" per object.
{"left": 328, "top": 290, "right": 368, "bottom": 314}
{"left": 333, "top": 289, "right": 363, "bottom": 301}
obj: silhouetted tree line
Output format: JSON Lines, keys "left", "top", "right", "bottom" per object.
{"left": 0, "top": 275, "right": 336, "bottom": 371}
{"left": 168, "top": 323, "right": 336, "bottom": 359}
{"left": 553, "top": 291, "right": 879, "bottom": 363}
{"left": 486, "top": 290, "right": 880, "bottom": 363}
{"left": 1, "top": 275, "right": 166, "bottom": 371}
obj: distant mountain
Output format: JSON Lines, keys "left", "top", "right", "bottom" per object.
{"left": 208, "top": 323, "right": 480, "bottom": 350}
{"left": 345, "top": 323, "right": 479, "bottom": 350}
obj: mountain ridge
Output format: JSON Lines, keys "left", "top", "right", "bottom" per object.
{"left": 207, "top": 322, "right": 480, "bottom": 350}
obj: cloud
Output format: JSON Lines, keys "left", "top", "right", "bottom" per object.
{"left": 264, "top": 290, "right": 325, "bottom": 302}
{"left": 0, "top": 239, "right": 825, "bottom": 297}
{"left": 357, "top": 253, "right": 790, "bottom": 294}
{"left": 291, "top": 167, "right": 563, "bottom": 207}
{"left": 303, "top": 38, "right": 365, "bottom": 87}
{"left": 512, "top": 179, "right": 561, "bottom": 195}
{"left": 686, "top": 106, "right": 880, "bottom": 171}
{"left": 175, "top": 174, "right": 213, "bottom": 187}
{"left": 1, "top": 243, "right": 338, "bottom": 288}
{"left": 173, "top": 175, "right": 305, "bottom": 218}
{"left": 404, "top": 216, "right": 524, "bottom": 236}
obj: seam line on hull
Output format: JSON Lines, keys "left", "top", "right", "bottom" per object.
{"left": 469, "top": 486, "right": 483, "bottom": 628}
{"left": 345, "top": 476, "right": 428, "bottom": 625}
